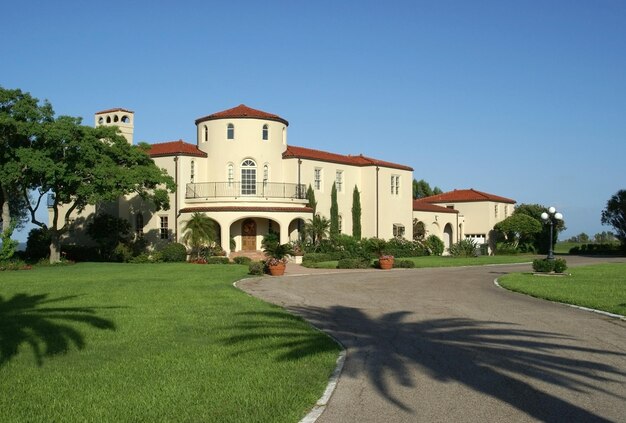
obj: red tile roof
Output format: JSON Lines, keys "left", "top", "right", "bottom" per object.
{"left": 283, "top": 145, "right": 413, "bottom": 171}
{"left": 95, "top": 107, "right": 134, "bottom": 114}
{"left": 420, "top": 189, "right": 516, "bottom": 204}
{"left": 180, "top": 206, "right": 313, "bottom": 214}
{"left": 147, "top": 140, "right": 207, "bottom": 158}
{"left": 413, "top": 199, "right": 459, "bottom": 213}
{"left": 195, "top": 104, "right": 289, "bottom": 126}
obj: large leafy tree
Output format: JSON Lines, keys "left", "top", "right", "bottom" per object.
{"left": 601, "top": 189, "right": 626, "bottom": 248}
{"left": 412, "top": 179, "right": 442, "bottom": 199}
{"left": 86, "top": 213, "right": 132, "bottom": 261}
{"left": 494, "top": 214, "right": 542, "bottom": 250}
{"left": 352, "top": 185, "right": 361, "bottom": 240}
{"left": 0, "top": 87, "right": 54, "bottom": 234}
{"left": 513, "top": 204, "right": 565, "bottom": 254}
{"left": 19, "top": 115, "right": 175, "bottom": 263}
{"left": 182, "top": 212, "right": 216, "bottom": 259}
{"left": 330, "top": 182, "right": 339, "bottom": 238}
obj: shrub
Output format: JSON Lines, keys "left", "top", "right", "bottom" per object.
{"left": 61, "top": 244, "right": 101, "bottom": 262}
{"left": 532, "top": 258, "right": 568, "bottom": 273}
{"left": 448, "top": 239, "right": 477, "bottom": 257}
{"left": 425, "top": 235, "right": 444, "bottom": 256}
{"left": 385, "top": 238, "right": 427, "bottom": 258}
{"left": 233, "top": 256, "right": 252, "bottom": 265}
{"left": 0, "top": 259, "right": 31, "bottom": 271}
{"left": 159, "top": 242, "right": 188, "bottom": 262}
{"left": 302, "top": 253, "right": 335, "bottom": 263}
{"left": 336, "top": 258, "right": 370, "bottom": 269}
{"left": 112, "top": 243, "right": 133, "bottom": 263}
{"left": 248, "top": 261, "right": 264, "bottom": 275}
{"left": 393, "top": 259, "right": 415, "bottom": 268}
{"left": 206, "top": 257, "right": 230, "bottom": 264}
{"left": 25, "top": 227, "right": 51, "bottom": 261}
{"left": 128, "top": 253, "right": 153, "bottom": 264}
{"left": 496, "top": 242, "right": 520, "bottom": 255}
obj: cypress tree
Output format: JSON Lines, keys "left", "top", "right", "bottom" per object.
{"left": 306, "top": 184, "right": 317, "bottom": 214}
{"left": 352, "top": 185, "right": 361, "bottom": 240}
{"left": 330, "top": 182, "right": 339, "bottom": 238}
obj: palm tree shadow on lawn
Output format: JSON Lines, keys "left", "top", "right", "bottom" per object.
{"left": 0, "top": 293, "right": 119, "bottom": 367}
{"left": 224, "top": 307, "right": 626, "bottom": 422}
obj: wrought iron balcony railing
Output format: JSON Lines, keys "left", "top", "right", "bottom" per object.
{"left": 186, "top": 182, "right": 307, "bottom": 200}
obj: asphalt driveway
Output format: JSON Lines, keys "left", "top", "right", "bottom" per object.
{"left": 238, "top": 257, "right": 626, "bottom": 422}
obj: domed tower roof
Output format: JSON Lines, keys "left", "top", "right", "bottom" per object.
{"left": 195, "top": 104, "right": 288, "bottom": 126}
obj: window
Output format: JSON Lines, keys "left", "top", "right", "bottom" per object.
{"left": 338, "top": 214, "right": 343, "bottom": 233}
{"left": 160, "top": 216, "right": 169, "bottom": 240}
{"left": 335, "top": 170, "right": 343, "bottom": 192}
{"left": 262, "top": 124, "right": 268, "bottom": 140}
{"left": 136, "top": 213, "right": 144, "bottom": 238}
{"left": 504, "top": 205, "right": 509, "bottom": 218}
{"left": 241, "top": 159, "right": 257, "bottom": 195}
{"left": 227, "top": 123, "right": 234, "bottom": 140}
{"left": 391, "top": 175, "right": 400, "bottom": 195}
{"left": 203, "top": 125, "right": 208, "bottom": 142}
{"left": 495, "top": 204, "right": 499, "bottom": 218}
{"left": 190, "top": 161, "right": 195, "bottom": 183}
{"left": 263, "top": 164, "right": 269, "bottom": 183}
{"left": 393, "top": 224, "right": 405, "bottom": 238}
{"left": 314, "top": 168, "right": 322, "bottom": 190}
{"left": 227, "top": 163, "right": 234, "bottom": 186}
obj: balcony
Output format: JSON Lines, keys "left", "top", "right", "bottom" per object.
{"left": 186, "top": 182, "right": 306, "bottom": 200}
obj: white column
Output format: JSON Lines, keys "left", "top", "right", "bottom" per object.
{"left": 220, "top": 220, "right": 231, "bottom": 255}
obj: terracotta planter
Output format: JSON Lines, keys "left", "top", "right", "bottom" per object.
{"left": 268, "top": 262, "right": 286, "bottom": 276}
{"left": 378, "top": 257, "right": 394, "bottom": 270}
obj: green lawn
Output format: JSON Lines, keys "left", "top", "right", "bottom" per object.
{"left": 498, "top": 263, "right": 626, "bottom": 316}
{"left": 0, "top": 263, "right": 339, "bottom": 423}
{"left": 304, "top": 255, "right": 536, "bottom": 269}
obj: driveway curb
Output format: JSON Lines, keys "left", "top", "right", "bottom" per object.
{"left": 493, "top": 278, "right": 626, "bottom": 321}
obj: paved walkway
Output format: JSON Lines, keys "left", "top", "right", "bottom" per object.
{"left": 239, "top": 257, "right": 626, "bottom": 422}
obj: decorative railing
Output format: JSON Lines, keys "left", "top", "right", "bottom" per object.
{"left": 186, "top": 182, "right": 307, "bottom": 200}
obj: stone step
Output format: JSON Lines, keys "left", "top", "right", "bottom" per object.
{"left": 229, "top": 250, "right": 267, "bottom": 262}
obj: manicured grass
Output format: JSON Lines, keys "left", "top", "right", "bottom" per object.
{"left": 0, "top": 263, "right": 339, "bottom": 423}
{"left": 305, "top": 255, "right": 536, "bottom": 269}
{"left": 498, "top": 263, "right": 626, "bottom": 316}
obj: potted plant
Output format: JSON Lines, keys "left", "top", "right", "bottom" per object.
{"left": 263, "top": 242, "right": 294, "bottom": 276}
{"left": 368, "top": 238, "right": 394, "bottom": 270}
{"left": 291, "top": 240, "right": 304, "bottom": 264}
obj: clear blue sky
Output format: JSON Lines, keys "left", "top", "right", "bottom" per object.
{"left": 3, "top": 0, "right": 625, "bottom": 241}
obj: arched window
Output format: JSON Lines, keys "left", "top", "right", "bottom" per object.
{"left": 136, "top": 213, "right": 144, "bottom": 238}
{"left": 263, "top": 164, "right": 269, "bottom": 183}
{"left": 203, "top": 125, "right": 208, "bottom": 142}
{"left": 262, "top": 124, "right": 269, "bottom": 140}
{"left": 227, "top": 123, "right": 234, "bottom": 140}
{"left": 114, "top": 115, "right": 119, "bottom": 122}
{"left": 227, "top": 163, "right": 234, "bottom": 187}
{"left": 106, "top": 116, "right": 111, "bottom": 123}
{"left": 121, "top": 115, "right": 130, "bottom": 123}
{"left": 241, "top": 159, "right": 256, "bottom": 195}
{"left": 98, "top": 116, "right": 104, "bottom": 124}
{"left": 190, "top": 161, "right": 195, "bottom": 183}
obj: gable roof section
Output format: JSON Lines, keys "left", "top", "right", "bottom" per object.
{"left": 421, "top": 189, "right": 516, "bottom": 204}
{"left": 413, "top": 199, "right": 459, "bottom": 213}
{"left": 195, "top": 104, "right": 289, "bottom": 126}
{"left": 95, "top": 107, "right": 134, "bottom": 114}
{"left": 283, "top": 145, "right": 413, "bottom": 171}
{"left": 147, "top": 140, "right": 207, "bottom": 158}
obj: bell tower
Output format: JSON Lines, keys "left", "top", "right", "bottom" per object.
{"left": 94, "top": 108, "right": 134, "bottom": 144}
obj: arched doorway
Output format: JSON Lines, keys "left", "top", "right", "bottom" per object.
{"left": 443, "top": 223, "right": 453, "bottom": 251}
{"left": 242, "top": 219, "right": 257, "bottom": 251}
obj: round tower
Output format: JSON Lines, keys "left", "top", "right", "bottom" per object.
{"left": 95, "top": 108, "right": 134, "bottom": 144}
{"left": 194, "top": 104, "right": 289, "bottom": 182}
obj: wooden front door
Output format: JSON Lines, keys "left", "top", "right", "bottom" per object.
{"left": 242, "top": 219, "right": 257, "bottom": 251}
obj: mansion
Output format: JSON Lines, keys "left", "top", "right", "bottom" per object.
{"left": 55, "top": 105, "right": 515, "bottom": 255}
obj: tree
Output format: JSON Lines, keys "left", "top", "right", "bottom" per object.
{"left": 412, "top": 179, "right": 442, "bottom": 199}
{"left": 86, "top": 214, "right": 132, "bottom": 261}
{"left": 330, "top": 182, "right": 339, "bottom": 238}
{"left": 494, "top": 214, "right": 542, "bottom": 250}
{"left": 601, "top": 189, "right": 626, "bottom": 248}
{"left": 513, "top": 204, "right": 565, "bottom": 254}
{"left": 304, "top": 215, "right": 330, "bottom": 248}
{"left": 182, "top": 212, "right": 216, "bottom": 259}
{"left": 0, "top": 86, "right": 54, "bottom": 235}
{"left": 352, "top": 185, "right": 362, "bottom": 240}
{"left": 594, "top": 231, "right": 616, "bottom": 244}
{"left": 306, "top": 184, "right": 317, "bottom": 214}
{"left": 19, "top": 115, "right": 176, "bottom": 263}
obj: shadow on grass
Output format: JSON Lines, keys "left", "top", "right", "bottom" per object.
{"left": 225, "top": 307, "right": 626, "bottom": 421}
{"left": 0, "top": 293, "right": 118, "bottom": 367}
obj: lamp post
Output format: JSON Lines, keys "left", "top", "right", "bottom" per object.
{"left": 541, "top": 207, "right": 563, "bottom": 260}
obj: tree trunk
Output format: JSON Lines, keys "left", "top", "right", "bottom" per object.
{"left": 49, "top": 231, "right": 61, "bottom": 263}
{"left": 1, "top": 185, "right": 11, "bottom": 234}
